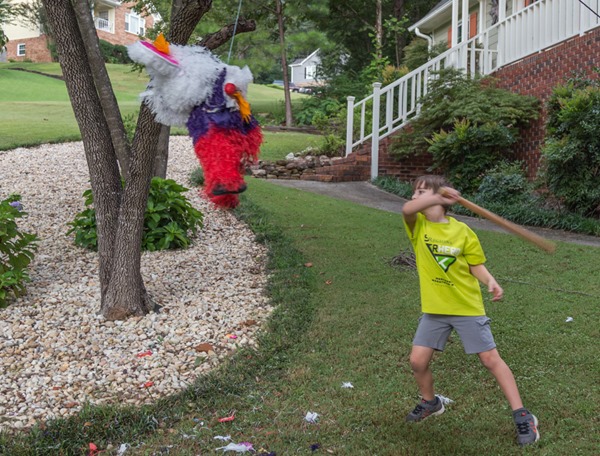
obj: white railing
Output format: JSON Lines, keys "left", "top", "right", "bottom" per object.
{"left": 94, "top": 17, "right": 113, "bottom": 33}
{"left": 347, "top": 0, "right": 600, "bottom": 179}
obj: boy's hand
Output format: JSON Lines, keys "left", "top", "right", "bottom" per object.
{"left": 488, "top": 279, "right": 504, "bottom": 301}
{"left": 438, "top": 186, "right": 461, "bottom": 205}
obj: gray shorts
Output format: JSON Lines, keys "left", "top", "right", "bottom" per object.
{"left": 413, "top": 314, "right": 496, "bottom": 354}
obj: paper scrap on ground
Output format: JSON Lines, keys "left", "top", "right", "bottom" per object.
{"left": 436, "top": 394, "right": 454, "bottom": 405}
{"left": 116, "top": 443, "right": 129, "bottom": 455}
{"left": 214, "top": 435, "right": 232, "bottom": 441}
{"left": 341, "top": 382, "right": 354, "bottom": 388}
{"left": 305, "top": 411, "right": 319, "bottom": 423}
{"left": 215, "top": 442, "right": 253, "bottom": 452}
{"left": 565, "top": 316, "right": 574, "bottom": 322}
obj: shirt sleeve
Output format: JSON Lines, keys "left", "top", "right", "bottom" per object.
{"left": 462, "top": 225, "right": 487, "bottom": 265}
{"left": 403, "top": 212, "right": 423, "bottom": 244}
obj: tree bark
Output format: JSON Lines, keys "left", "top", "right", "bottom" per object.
{"left": 153, "top": 124, "right": 170, "bottom": 179}
{"left": 41, "top": 0, "right": 122, "bottom": 306}
{"left": 275, "top": 0, "right": 293, "bottom": 127}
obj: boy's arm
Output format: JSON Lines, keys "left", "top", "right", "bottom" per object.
{"left": 470, "top": 264, "right": 503, "bottom": 301}
{"left": 402, "top": 187, "right": 460, "bottom": 233}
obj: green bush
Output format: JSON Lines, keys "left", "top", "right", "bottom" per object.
{"left": 0, "top": 195, "right": 39, "bottom": 308}
{"left": 390, "top": 68, "right": 539, "bottom": 160}
{"left": 475, "top": 161, "right": 533, "bottom": 206}
{"left": 98, "top": 39, "right": 132, "bottom": 64}
{"left": 539, "top": 78, "right": 600, "bottom": 217}
{"left": 427, "top": 119, "right": 516, "bottom": 193}
{"left": 68, "top": 178, "right": 203, "bottom": 252}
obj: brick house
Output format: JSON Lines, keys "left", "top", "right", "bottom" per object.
{"left": 320, "top": 0, "right": 600, "bottom": 183}
{"left": 1, "top": 0, "right": 156, "bottom": 63}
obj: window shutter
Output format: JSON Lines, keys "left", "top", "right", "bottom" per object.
{"left": 447, "top": 27, "right": 452, "bottom": 48}
{"left": 469, "top": 11, "right": 478, "bottom": 39}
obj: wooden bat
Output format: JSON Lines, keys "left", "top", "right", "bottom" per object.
{"left": 439, "top": 188, "right": 556, "bottom": 253}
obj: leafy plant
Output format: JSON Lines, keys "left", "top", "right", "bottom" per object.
{"left": 539, "top": 75, "right": 600, "bottom": 217}
{"left": 68, "top": 178, "right": 203, "bottom": 252}
{"left": 427, "top": 119, "right": 516, "bottom": 193}
{"left": 188, "top": 166, "right": 205, "bottom": 187}
{"left": 0, "top": 195, "right": 39, "bottom": 307}
{"left": 475, "top": 161, "right": 533, "bottom": 206}
{"left": 390, "top": 68, "right": 539, "bottom": 160}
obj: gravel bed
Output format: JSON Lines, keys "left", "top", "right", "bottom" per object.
{"left": 0, "top": 137, "right": 271, "bottom": 432}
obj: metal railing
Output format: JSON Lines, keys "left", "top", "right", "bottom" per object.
{"left": 346, "top": 0, "right": 600, "bottom": 179}
{"left": 94, "top": 17, "right": 113, "bottom": 33}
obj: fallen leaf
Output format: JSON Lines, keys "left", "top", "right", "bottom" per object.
{"left": 194, "top": 343, "right": 214, "bottom": 353}
{"left": 325, "top": 280, "right": 332, "bottom": 285}
{"left": 84, "top": 422, "right": 93, "bottom": 427}
{"left": 65, "top": 401, "right": 79, "bottom": 408}
{"left": 304, "top": 262, "right": 313, "bottom": 267}
{"left": 240, "top": 319, "right": 257, "bottom": 327}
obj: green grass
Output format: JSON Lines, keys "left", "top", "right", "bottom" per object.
{"left": 259, "top": 131, "right": 323, "bottom": 162}
{"left": 2, "top": 179, "right": 598, "bottom": 455}
{"left": 0, "top": 63, "right": 307, "bottom": 150}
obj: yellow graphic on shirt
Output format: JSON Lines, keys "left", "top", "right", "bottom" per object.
{"left": 426, "top": 243, "right": 458, "bottom": 272}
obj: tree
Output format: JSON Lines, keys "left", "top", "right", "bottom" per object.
{"left": 40, "top": 0, "right": 256, "bottom": 320}
{"left": 0, "top": 0, "right": 15, "bottom": 51}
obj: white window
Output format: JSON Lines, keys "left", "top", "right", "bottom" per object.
{"left": 125, "top": 12, "right": 145, "bottom": 36}
{"left": 305, "top": 65, "right": 316, "bottom": 80}
{"left": 17, "top": 43, "right": 26, "bottom": 56}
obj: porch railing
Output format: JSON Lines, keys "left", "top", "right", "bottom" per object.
{"left": 346, "top": 0, "right": 600, "bottom": 179}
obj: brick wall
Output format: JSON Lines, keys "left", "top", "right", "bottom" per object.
{"left": 5, "top": 36, "right": 52, "bottom": 62}
{"left": 487, "top": 26, "right": 600, "bottom": 178}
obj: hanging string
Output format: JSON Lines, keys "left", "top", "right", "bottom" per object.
{"left": 579, "top": 0, "right": 600, "bottom": 20}
{"left": 227, "top": 0, "right": 244, "bottom": 63}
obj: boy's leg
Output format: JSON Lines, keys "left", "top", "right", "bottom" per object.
{"left": 409, "top": 345, "right": 436, "bottom": 401}
{"left": 477, "top": 348, "right": 523, "bottom": 410}
{"left": 406, "top": 345, "right": 445, "bottom": 422}
{"left": 478, "top": 349, "right": 540, "bottom": 446}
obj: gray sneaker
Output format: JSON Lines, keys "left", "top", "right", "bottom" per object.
{"left": 513, "top": 409, "right": 540, "bottom": 446}
{"left": 405, "top": 397, "right": 445, "bottom": 422}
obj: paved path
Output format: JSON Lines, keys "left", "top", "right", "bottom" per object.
{"left": 266, "top": 179, "right": 600, "bottom": 248}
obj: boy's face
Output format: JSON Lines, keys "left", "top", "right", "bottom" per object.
{"left": 412, "top": 182, "right": 434, "bottom": 200}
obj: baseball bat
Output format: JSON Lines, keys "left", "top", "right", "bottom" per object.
{"left": 439, "top": 188, "right": 556, "bottom": 253}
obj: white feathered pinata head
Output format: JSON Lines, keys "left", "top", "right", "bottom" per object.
{"left": 127, "top": 34, "right": 254, "bottom": 126}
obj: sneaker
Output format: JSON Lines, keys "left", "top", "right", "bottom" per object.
{"left": 513, "top": 409, "right": 540, "bottom": 446}
{"left": 405, "top": 397, "right": 445, "bottom": 422}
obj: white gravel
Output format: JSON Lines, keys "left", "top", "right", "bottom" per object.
{"left": 0, "top": 137, "right": 271, "bottom": 432}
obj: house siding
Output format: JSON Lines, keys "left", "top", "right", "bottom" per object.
{"left": 2, "top": 1, "right": 153, "bottom": 62}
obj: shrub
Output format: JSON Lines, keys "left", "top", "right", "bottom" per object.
{"left": 475, "top": 161, "right": 533, "bottom": 206}
{"left": 68, "top": 178, "right": 203, "bottom": 252}
{"left": 98, "top": 39, "right": 132, "bottom": 64}
{"left": 427, "top": 119, "right": 517, "bottom": 193}
{"left": 0, "top": 195, "right": 39, "bottom": 308}
{"left": 390, "top": 68, "right": 539, "bottom": 159}
{"left": 539, "top": 78, "right": 600, "bottom": 217}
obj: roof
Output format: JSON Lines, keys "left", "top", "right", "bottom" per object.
{"left": 408, "top": 0, "right": 452, "bottom": 32}
{"left": 289, "top": 49, "right": 320, "bottom": 67}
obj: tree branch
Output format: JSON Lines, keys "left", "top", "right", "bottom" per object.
{"left": 199, "top": 18, "right": 256, "bottom": 50}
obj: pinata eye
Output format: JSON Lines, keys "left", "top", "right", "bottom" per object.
{"left": 224, "top": 83, "right": 237, "bottom": 96}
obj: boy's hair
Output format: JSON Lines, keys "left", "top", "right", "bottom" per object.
{"left": 413, "top": 175, "right": 453, "bottom": 213}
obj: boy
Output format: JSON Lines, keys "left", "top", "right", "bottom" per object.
{"left": 402, "top": 175, "right": 539, "bottom": 447}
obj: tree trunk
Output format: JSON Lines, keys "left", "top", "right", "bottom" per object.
{"left": 43, "top": 0, "right": 255, "bottom": 320}
{"left": 394, "top": 0, "right": 407, "bottom": 65}
{"left": 41, "top": 0, "right": 122, "bottom": 305}
{"left": 276, "top": 0, "right": 293, "bottom": 127}
{"left": 153, "top": 125, "right": 170, "bottom": 179}
{"left": 375, "top": 0, "right": 383, "bottom": 60}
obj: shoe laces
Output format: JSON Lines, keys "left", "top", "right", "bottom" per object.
{"left": 411, "top": 403, "right": 425, "bottom": 415}
{"left": 516, "top": 418, "right": 532, "bottom": 435}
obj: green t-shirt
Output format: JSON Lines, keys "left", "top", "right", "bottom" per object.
{"left": 404, "top": 212, "right": 487, "bottom": 316}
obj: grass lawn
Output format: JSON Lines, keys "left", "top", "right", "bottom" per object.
{"left": 0, "top": 63, "right": 307, "bottom": 151}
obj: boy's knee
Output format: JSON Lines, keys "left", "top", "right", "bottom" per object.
{"left": 478, "top": 349, "right": 502, "bottom": 370}
{"left": 409, "top": 354, "right": 430, "bottom": 373}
